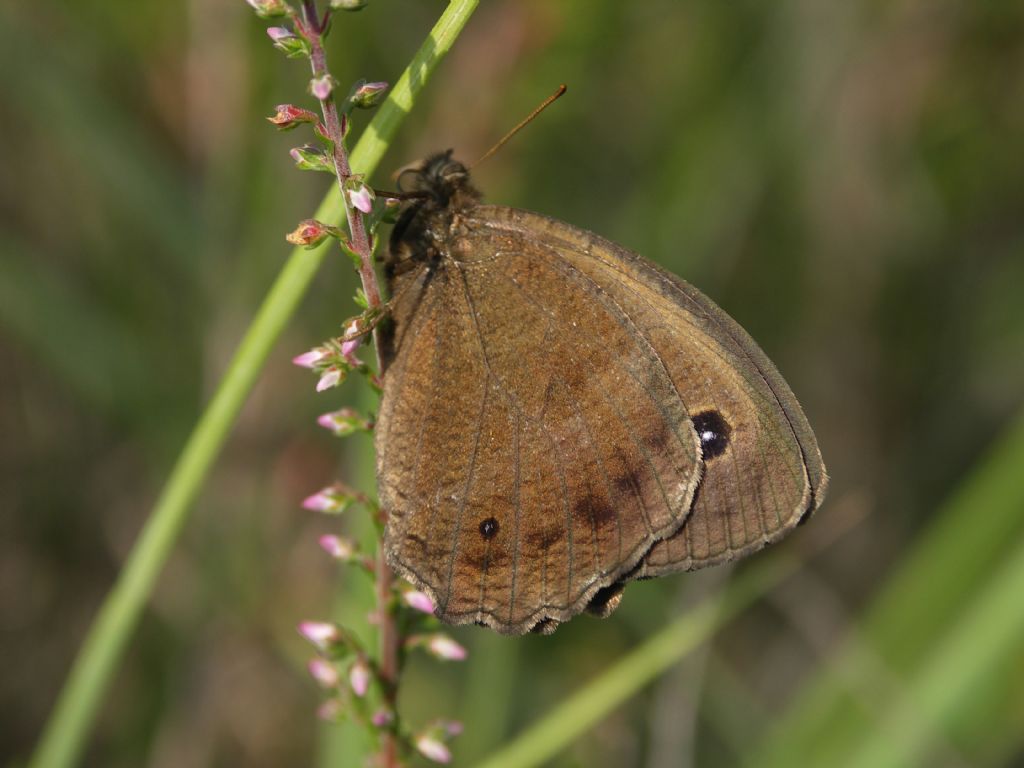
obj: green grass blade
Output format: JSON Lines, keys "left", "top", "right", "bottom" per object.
{"left": 476, "top": 555, "right": 799, "bottom": 768}
{"left": 27, "top": 3, "right": 479, "bottom": 767}
{"left": 843, "top": 533, "right": 1024, "bottom": 768}
{"left": 751, "top": 409, "right": 1024, "bottom": 767}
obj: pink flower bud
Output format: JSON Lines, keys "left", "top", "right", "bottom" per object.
{"left": 267, "top": 26, "right": 310, "bottom": 58}
{"left": 302, "top": 483, "right": 360, "bottom": 515}
{"left": 371, "top": 708, "right": 394, "bottom": 727}
{"left": 267, "top": 104, "right": 319, "bottom": 130}
{"left": 301, "top": 485, "right": 355, "bottom": 514}
{"left": 290, "top": 145, "right": 334, "bottom": 173}
{"left": 318, "top": 534, "right": 356, "bottom": 560}
{"left": 310, "top": 74, "right": 336, "bottom": 101}
{"left": 330, "top": 0, "right": 368, "bottom": 10}
{"left": 298, "top": 621, "right": 340, "bottom": 651}
{"left": 308, "top": 657, "right": 340, "bottom": 688}
{"left": 346, "top": 183, "right": 374, "bottom": 214}
{"left": 415, "top": 735, "right": 452, "bottom": 764}
{"left": 403, "top": 590, "right": 436, "bottom": 615}
{"left": 350, "top": 81, "right": 389, "bottom": 108}
{"left": 348, "top": 658, "right": 371, "bottom": 697}
{"left": 246, "top": 0, "right": 289, "bottom": 18}
{"left": 444, "top": 721, "right": 464, "bottom": 737}
{"left": 317, "top": 698, "right": 344, "bottom": 721}
{"left": 302, "top": 489, "right": 334, "bottom": 512}
{"left": 340, "top": 320, "right": 362, "bottom": 364}
{"left": 317, "top": 407, "right": 371, "bottom": 436}
{"left": 292, "top": 347, "right": 327, "bottom": 369}
{"left": 427, "top": 634, "right": 468, "bottom": 662}
{"left": 316, "top": 366, "right": 343, "bottom": 392}
{"left": 286, "top": 219, "right": 330, "bottom": 248}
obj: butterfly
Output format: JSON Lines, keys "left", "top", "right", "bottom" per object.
{"left": 374, "top": 149, "right": 827, "bottom": 634}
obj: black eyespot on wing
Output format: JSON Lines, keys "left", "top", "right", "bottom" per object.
{"left": 479, "top": 517, "right": 499, "bottom": 540}
{"left": 692, "top": 410, "right": 731, "bottom": 460}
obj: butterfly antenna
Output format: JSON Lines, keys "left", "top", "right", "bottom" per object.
{"left": 470, "top": 84, "right": 567, "bottom": 170}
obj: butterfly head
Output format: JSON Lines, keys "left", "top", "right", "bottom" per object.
{"left": 386, "top": 151, "right": 484, "bottom": 278}
{"left": 396, "top": 149, "right": 481, "bottom": 209}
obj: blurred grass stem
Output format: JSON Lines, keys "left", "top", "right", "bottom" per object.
{"left": 27, "top": 3, "right": 479, "bottom": 767}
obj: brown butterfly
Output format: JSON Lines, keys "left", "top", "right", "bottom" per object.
{"left": 375, "top": 148, "right": 827, "bottom": 635}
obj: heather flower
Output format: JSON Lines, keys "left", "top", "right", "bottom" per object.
{"left": 301, "top": 485, "right": 355, "bottom": 514}
{"left": 402, "top": 590, "right": 435, "bottom": 615}
{"left": 349, "top": 657, "right": 371, "bottom": 697}
{"left": 292, "top": 346, "right": 328, "bottom": 369}
{"left": 317, "top": 698, "right": 344, "bottom": 721}
{"left": 308, "top": 658, "right": 340, "bottom": 688}
{"left": 340, "top": 319, "right": 362, "bottom": 365}
{"left": 310, "top": 74, "right": 336, "bottom": 100}
{"left": 298, "top": 621, "right": 341, "bottom": 652}
{"left": 426, "top": 634, "right": 468, "bottom": 662}
{"left": 286, "top": 218, "right": 332, "bottom": 248}
{"left": 245, "top": 0, "right": 290, "bottom": 18}
{"left": 350, "top": 81, "right": 388, "bottom": 108}
{"left": 330, "top": 0, "right": 368, "bottom": 10}
{"left": 415, "top": 734, "right": 451, "bottom": 764}
{"left": 316, "top": 407, "right": 371, "bottom": 437}
{"left": 318, "top": 534, "right": 356, "bottom": 561}
{"left": 346, "top": 182, "right": 374, "bottom": 214}
{"left": 316, "top": 366, "right": 343, "bottom": 392}
{"left": 267, "top": 104, "right": 319, "bottom": 130}
{"left": 371, "top": 707, "right": 394, "bottom": 727}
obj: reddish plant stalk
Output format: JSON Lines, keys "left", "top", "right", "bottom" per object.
{"left": 298, "top": 3, "right": 398, "bottom": 765}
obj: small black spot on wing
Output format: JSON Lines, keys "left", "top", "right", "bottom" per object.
{"left": 479, "top": 517, "right": 499, "bottom": 539}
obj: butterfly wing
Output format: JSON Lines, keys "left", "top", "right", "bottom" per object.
{"left": 466, "top": 206, "right": 827, "bottom": 579}
{"left": 376, "top": 210, "right": 703, "bottom": 635}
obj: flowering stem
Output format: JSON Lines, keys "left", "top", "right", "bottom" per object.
{"left": 376, "top": 553, "right": 400, "bottom": 765}
{"left": 297, "top": 2, "right": 398, "bottom": 764}
{"left": 27, "top": 3, "right": 479, "bottom": 768}
{"left": 298, "top": 1, "right": 382, "bottom": 317}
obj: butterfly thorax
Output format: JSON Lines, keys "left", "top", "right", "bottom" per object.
{"left": 387, "top": 150, "right": 482, "bottom": 275}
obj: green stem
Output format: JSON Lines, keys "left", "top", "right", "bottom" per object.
{"left": 843, "top": 533, "right": 1024, "bottom": 768}
{"left": 27, "top": 3, "right": 478, "bottom": 767}
{"left": 749, "top": 409, "right": 1024, "bottom": 768}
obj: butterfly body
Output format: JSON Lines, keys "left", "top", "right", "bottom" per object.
{"left": 376, "top": 151, "right": 827, "bottom": 635}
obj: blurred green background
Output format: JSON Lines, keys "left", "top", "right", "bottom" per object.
{"left": 3, "top": 1, "right": 1024, "bottom": 766}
